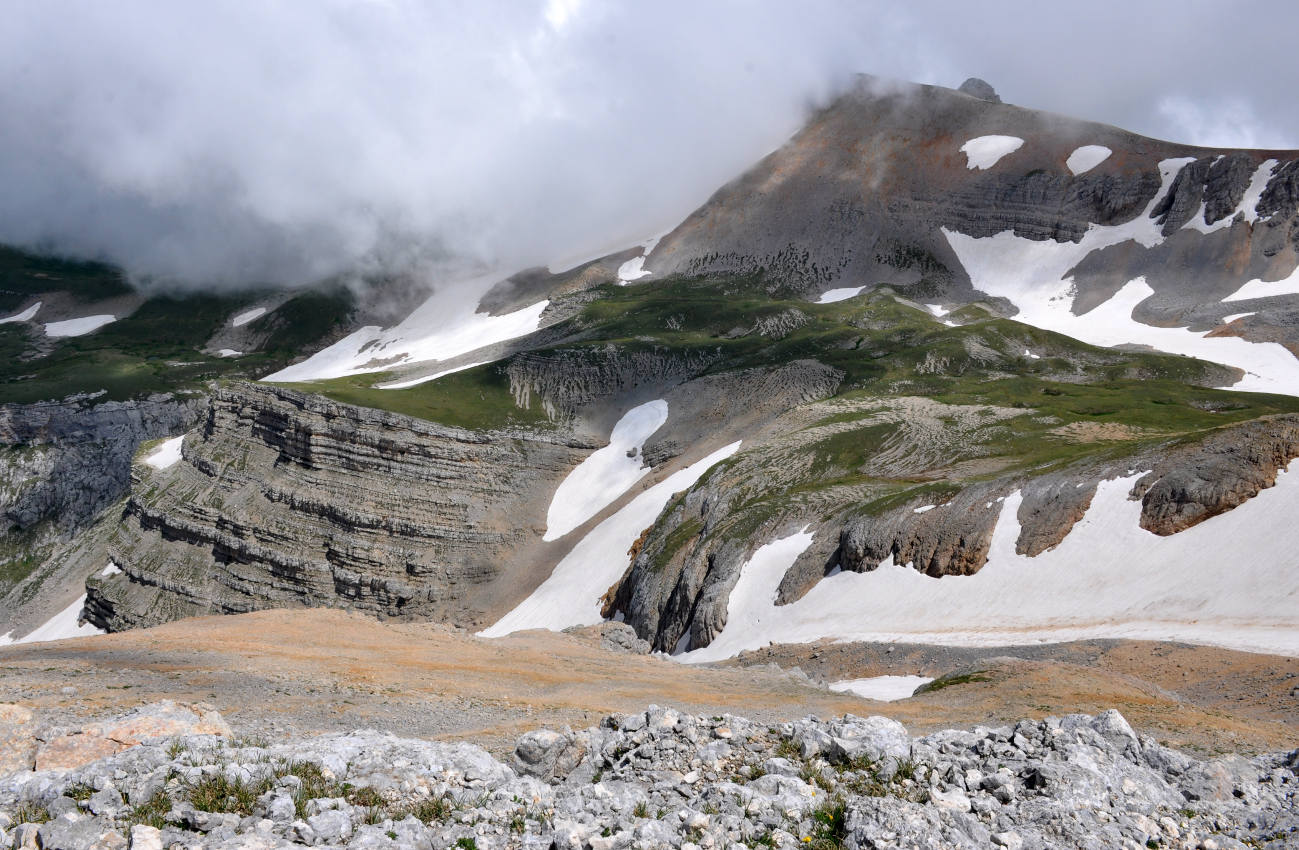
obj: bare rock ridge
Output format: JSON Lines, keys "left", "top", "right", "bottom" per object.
{"left": 83, "top": 383, "right": 588, "bottom": 632}
{"left": 957, "top": 76, "right": 1001, "bottom": 103}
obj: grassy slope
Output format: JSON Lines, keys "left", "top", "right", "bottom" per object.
{"left": 296, "top": 273, "right": 1299, "bottom": 536}
{"left": 0, "top": 247, "right": 353, "bottom": 405}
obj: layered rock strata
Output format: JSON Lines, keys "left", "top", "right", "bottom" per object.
{"left": 83, "top": 383, "right": 588, "bottom": 631}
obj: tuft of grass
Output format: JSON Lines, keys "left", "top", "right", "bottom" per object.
{"left": 123, "top": 790, "right": 171, "bottom": 830}
{"left": 914, "top": 670, "right": 992, "bottom": 693}
{"left": 806, "top": 797, "right": 849, "bottom": 849}
{"left": 12, "top": 801, "right": 52, "bottom": 825}
{"left": 62, "top": 781, "right": 97, "bottom": 802}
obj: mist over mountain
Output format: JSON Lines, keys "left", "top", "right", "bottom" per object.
{"left": 1, "top": 0, "right": 1297, "bottom": 291}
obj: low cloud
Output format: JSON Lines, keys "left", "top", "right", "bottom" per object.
{"left": 1, "top": 0, "right": 1295, "bottom": 292}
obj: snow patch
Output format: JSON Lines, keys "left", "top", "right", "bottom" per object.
{"left": 44, "top": 315, "right": 116, "bottom": 337}
{"left": 912, "top": 505, "right": 936, "bottom": 514}
{"left": 816, "top": 287, "right": 867, "bottom": 304}
{"left": 960, "top": 135, "right": 1024, "bottom": 170}
{"left": 1220, "top": 313, "right": 1254, "bottom": 324}
{"left": 924, "top": 303, "right": 950, "bottom": 317}
{"left": 0, "top": 595, "right": 103, "bottom": 646}
{"left": 681, "top": 468, "right": 1299, "bottom": 662}
{"left": 617, "top": 234, "right": 663, "bottom": 284}
{"left": 829, "top": 676, "right": 934, "bottom": 702}
{"left": 0, "top": 301, "right": 41, "bottom": 324}
{"left": 377, "top": 361, "right": 491, "bottom": 390}
{"left": 217, "top": 349, "right": 243, "bottom": 358}
{"left": 101, "top": 561, "right": 123, "bottom": 577}
{"left": 144, "top": 435, "right": 185, "bottom": 470}
{"left": 231, "top": 307, "right": 267, "bottom": 327}
{"left": 1065, "top": 145, "right": 1112, "bottom": 175}
{"left": 1241, "top": 160, "right": 1279, "bottom": 223}
{"left": 543, "top": 400, "right": 670, "bottom": 541}
{"left": 262, "top": 272, "right": 548, "bottom": 383}
{"left": 481, "top": 441, "right": 742, "bottom": 637}
{"left": 1221, "top": 264, "right": 1299, "bottom": 303}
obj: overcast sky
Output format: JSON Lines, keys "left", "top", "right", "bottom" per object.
{"left": 1, "top": 0, "right": 1295, "bottom": 291}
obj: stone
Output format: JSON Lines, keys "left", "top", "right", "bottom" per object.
{"left": 305, "top": 809, "right": 352, "bottom": 843}
{"left": 957, "top": 77, "right": 1002, "bottom": 103}
{"left": 929, "top": 787, "right": 972, "bottom": 813}
{"left": 127, "top": 825, "right": 163, "bottom": 850}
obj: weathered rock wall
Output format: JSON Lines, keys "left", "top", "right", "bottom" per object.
{"left": 83, "top": 383, "right": 588, "bottom": 632}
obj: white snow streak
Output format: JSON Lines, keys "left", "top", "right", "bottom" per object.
{"left": 1065, "top": 145, "right": 1112, "bottom": 175}
{"left": 217, "top": 349, "right": 243, "bottom": 358}
{"left": 1220, "top": 313, "right": 1254, "bottom": 324}
{"left": 231, "top": 307, "right": 267, "bottom": 327}
{"left": 959, "top": 135, "right": 1024, "bottom": 170}
{"left": 0, "top": 301, "right": 41, "bottom": 324}
{"left": 682, "top": 469, "right": 1299, "bottom": 662}
{"left": 144, "top": 435, "right": 184, "bottom": 470}
{"left": 617, "top": 235, "right": 663, "bottom": 284}
{"left": 543, "top": 400, "right": 669, "bottom": 542}
{"left": 101, "top": 561, "right": 123, "bottom": 577}
{"left": 829, "top": 676, "right": 934, "bottom": 702}
{"left": 1241, "top": 160, "right": 1279, "bottom": 223}
{"left": 816, "top": 286, "right": 867, "bottom": 304}
{"left": 44, "top": 315, "right": 116, "bottom": 337}
{"left": 481, "top": 441, "right": 742, "bottom": 637}
{"left": 0, "top": 595, "right": 103, "bottom": 646}
{"left": 377, "top": 361, "right": 490, "bottom": 390}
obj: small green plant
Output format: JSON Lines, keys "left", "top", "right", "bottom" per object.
{"left": 807, "top": 797, "right": 848, "bottom": 849}
{"left": 12, "top": 801, "right": 51, "bottom": 825}
{"left": 914, "top": 670, "right": 991, "bottom": 693}
{"left": 166, "top": 739, "right": 187, "bottom": 759}
{"left": 124, "top": 790, "right": 172, "bottom": 830}
{"left": 776, "top": 738, "right": 801, "bottom": 759}
{"left": 632, "top": 801, "right": 649, "bottom": 818}
{"left": 401, "top": 794, "right": 456, "bottom": 824}
{"left": 62, "top": 782, "right": 97, "bottom": 802}
{"left": 454, "top": 838, "right": 478, "bottom": 850}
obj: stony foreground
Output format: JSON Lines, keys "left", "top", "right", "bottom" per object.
{"left": 1, "top": 702, "right": 1295, "bottom": 850}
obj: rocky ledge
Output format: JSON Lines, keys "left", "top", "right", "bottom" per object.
{"left": 0, "top": 702, "right": 1294, "bottom": 850}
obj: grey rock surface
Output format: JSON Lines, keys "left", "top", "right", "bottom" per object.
{"left": 0, "top": 705, "right": 1293, "bottom": 849}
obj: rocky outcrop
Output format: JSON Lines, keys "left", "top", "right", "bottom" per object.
{"left": 1132, "top": 415, "right": 1299, "bottom": 535}
{"left": 0, "top": 394, "right": 203, "bottom": 535}
{"left": 83, "top": 383, "right": 589, "bottom": 632}
{"left": 1, "top": 705, "right": 1294, "bottom": 849}
{"left": 957, "top": 77, "right": 1001, "bottom": 103}
{"left": 612, "top": 407, "right": 1299, "bottom": 655}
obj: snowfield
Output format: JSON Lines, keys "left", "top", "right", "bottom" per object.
{"left": 262, "top": 272, "right": 548, "bottom": 383}
{"left": 231, "top": 306, "right": 267, "bottom": 327}
{"left": 616, "top": 235, "right": 663, "bottom": 284}
{"left": 829, "top": 675, "right": 934, "bottom": 702}
{"left": 0, "top": 595, "right": 104, "bottom": 646}
{"left": 44, "top": 314, "right": 116, "bottom": 337}
{"left": 143, "top": 435, "right": 185, "bottom": 470}
{"left": 0, "top": 301, "right": 41, "bottom": 324}
{"left": 1065, "top": 145, "right": 1112, "bottom": 175}
{"left": 480, "top": 441, "right": 742, "bottom": 637}
{"left": 680, "top": 467, "right": 1299, "bottom": 662}
{"left": 959, "top": 135, "right": 1024, "bottom": 170}
{"left": 942, "top": 156, "right": 1299, "bottom": 396}
{"left": 543, "top": 400, "right": 669, "bottom": 541}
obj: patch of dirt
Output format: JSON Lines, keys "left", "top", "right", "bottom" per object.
{"left": 1049, "top": 421, "right": 1164, "bottom": 443}
{"left": 1, "top": 610, "right": 1294, "bottom": 758}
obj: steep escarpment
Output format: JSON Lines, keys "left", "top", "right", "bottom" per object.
{"left": 83, "top": 383, "right": 590, "bottom": 631}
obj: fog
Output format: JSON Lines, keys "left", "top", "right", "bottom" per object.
{"left": 1, "top": 0, "right": 1295, "bottom": 291}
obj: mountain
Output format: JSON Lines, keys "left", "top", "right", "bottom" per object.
{"left": 2, "top": 76, "right": 1298, "bottom": 663}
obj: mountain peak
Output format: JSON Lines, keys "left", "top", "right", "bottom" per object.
{"left": 958, "top": 76, "right": 1002, "bottom": 103}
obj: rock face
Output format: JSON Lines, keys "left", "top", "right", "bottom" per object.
{"left": 0, "top": 394, "right": 203, "bottom": 535}
{"left": 83, "top": 383, "right": 588, "bottom": 632}
{"left": 1132, "top": 416, "right": 1299, "bottom": 535}
{"left": 0, "top": 705, "right": 1294, "bottom": 849}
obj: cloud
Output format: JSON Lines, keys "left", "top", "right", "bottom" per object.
{"left": 1, "top": 0, "right": 1295, "bottom": 292}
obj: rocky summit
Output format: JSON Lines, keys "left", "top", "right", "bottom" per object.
{"left": 0, "top": 702, "right": 1295, "bottom": 850}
